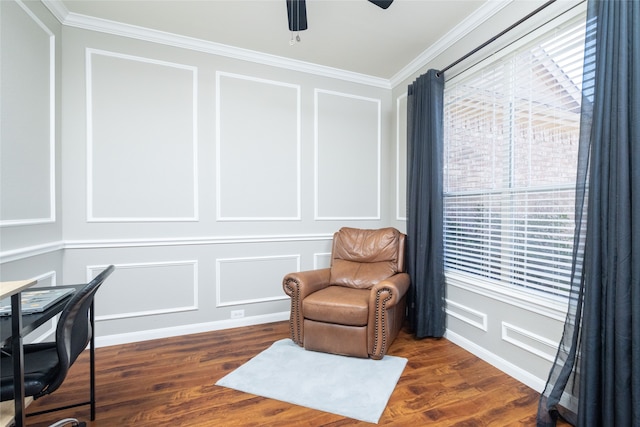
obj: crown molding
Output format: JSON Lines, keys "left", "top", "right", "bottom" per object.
{"left": 41, "top": 0, "right": 519, "bottom": 91}
{"left": 389, "top": 0, "right": 513, "bottom": 88}
{"left": 41, "top": 0, "right": 391, "bottom": 89}
{"left": 41, "top": 0, "right": 67, "bottom": 22}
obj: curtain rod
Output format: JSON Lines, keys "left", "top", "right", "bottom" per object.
{"left": 437, "top": 0, "right": 557, "bottom": 77}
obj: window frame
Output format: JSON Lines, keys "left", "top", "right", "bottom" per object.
{"left": 441, "top": 4, "right": 588, "bottom": 315}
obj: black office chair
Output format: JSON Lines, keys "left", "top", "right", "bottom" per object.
{"left": 0, "top": 265, "right": 115, "bottom": 427}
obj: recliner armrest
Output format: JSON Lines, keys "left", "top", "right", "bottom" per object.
{"left": 283, "top": 268, "right": 331, "bottom": 345}
{"left": 283, "top": 268, "right": 331, "bottom": 299}
{"left": 369, "top": 272, "right": 410, "bottom": 307}
{"left": 367, "top": 272, "right": 410, "bottom": 358}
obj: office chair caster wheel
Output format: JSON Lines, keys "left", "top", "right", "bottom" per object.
{"left": 48, "top": 418, "right": 86, "bottom": 427}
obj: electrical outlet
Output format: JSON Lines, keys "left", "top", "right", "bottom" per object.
{"left": 230, "top": 309, "right": 245, "bottom": 319}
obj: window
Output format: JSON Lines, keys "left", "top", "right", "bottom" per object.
{"left": 443, "top": 14, "right": 587, "bottom": 300}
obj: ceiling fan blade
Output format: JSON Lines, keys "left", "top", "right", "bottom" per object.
{"left": 368, "top": 0, "right": 393, "bottom": 9}
{"left": 287, "top": 0, "right": 308, "bottom": 31}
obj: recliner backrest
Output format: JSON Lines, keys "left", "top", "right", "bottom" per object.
{"left": 329, "top": 227, "right": 404, "bottom": 289}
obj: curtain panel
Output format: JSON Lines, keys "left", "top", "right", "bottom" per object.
{"left": 537, "top": 0, "right": 640, "bottom": 425}
{"left": 405, "top": 69, "right": 446, "bottom": 338}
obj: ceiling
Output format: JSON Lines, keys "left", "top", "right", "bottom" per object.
{"left": 57, "top": 0, "right": 493, "bottom": 80}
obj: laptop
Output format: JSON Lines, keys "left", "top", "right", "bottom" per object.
{"left": 0, "top": 287, "right": 75, "bottom": 316}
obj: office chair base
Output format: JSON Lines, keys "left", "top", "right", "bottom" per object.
{"left": 48, "top": 418, "right": 86, "bottom": 427}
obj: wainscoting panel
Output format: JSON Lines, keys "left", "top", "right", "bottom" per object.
{"left": 314, "top": 252, "right": 331, "bottom": 269}
{"left": 90, "top": 261, "right": 198, "bottom": 320}
{"left": 86, "top": 49, "right": 198, "bottom": 222}
{"left": 216, "top": 72, "right": 300, "bottom": 221}
{"left": 315, "top": 89, "right": 381, "bottom": 220}
{"left": 216, "top": 255, "right": 298, "bottom": 307}
{"left": 1, "top": 0, "right": 55, "bottom": 226}
{"left": 445, "top": 298, "right": 488, "bottom": 332}
{"left": 502, "top": 322, "right": 559, "bottom": 362}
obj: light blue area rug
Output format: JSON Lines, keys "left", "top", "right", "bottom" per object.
{"left": 215, "top": 338, "right": 407, "bottom": 424}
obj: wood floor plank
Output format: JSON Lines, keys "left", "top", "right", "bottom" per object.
{"left": 24, "top": 321, "right": 567, "bottom": 426}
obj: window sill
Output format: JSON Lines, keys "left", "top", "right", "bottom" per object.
{"left": 445, "top": 270, "right": 569, "bottom": 321}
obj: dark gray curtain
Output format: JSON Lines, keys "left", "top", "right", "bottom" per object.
{"left": 537, "top": 0, "right": 640, "bottom": 425}
{"left": 406, "top": 69, "right": 446, "bottom": 338}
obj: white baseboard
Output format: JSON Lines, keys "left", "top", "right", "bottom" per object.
{"left": 95, "top": 311, "right": 290, "bottom": 348}
{"left": 445, "top": 329, "right": 547, "bottom": 393}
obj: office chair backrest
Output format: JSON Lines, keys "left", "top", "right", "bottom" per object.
{"left": 39, "top": 265, "right": 115, "bottom": 398}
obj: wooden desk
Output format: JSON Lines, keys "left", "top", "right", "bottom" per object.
{"left": 0, "top": 279, "right": 37, "bottom": 427}
{"left": 0, "top": 398, "right": 32, "bottom": 427}
{"left": 0, "top": 280, "right": 35, "bottom": 299}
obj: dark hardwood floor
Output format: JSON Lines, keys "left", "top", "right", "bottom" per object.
{"left": 25, "top": 321, "right": 562, "bottom": 426}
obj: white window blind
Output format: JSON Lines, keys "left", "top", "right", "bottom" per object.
{"left": 443, "top": 15, "right": 587, "bottom": 299}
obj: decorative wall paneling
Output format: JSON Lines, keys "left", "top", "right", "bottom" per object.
{"left": 0, "top": 0, "right": 55, "bottom": 226}
{"left": 445, "top": 276, "right": 566, "bottom": 391}
{"left": 86, "top": 49, "right": 198, "bottom": 222}
{"left": 445, "top": 299, "right": 488, "bottom": 332}
{"left": 501, "top": 322, "right": 559, "bottom": 363}
{"left": 216, "top": 72, "right": 301, "bottom": 221}
{"left": 395, "top": 93, "right": 408, "bottom": 221}
{"left": 314, "top": 252, "right": 332, "bottom": 269}
{"left": 89, "top": 261, "right": 199, "bottom": 321}
{"left": 60, "top": 235, "right": 333, "bottom": 345}
{"left": 216, "top": 255, "right": 298, "bottom": 307}
{"left": 314, "top": 89, "right": 382, "bottom": 220}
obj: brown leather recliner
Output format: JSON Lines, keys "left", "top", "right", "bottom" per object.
{"left": 283, "top": 227, "right": 410, "bottom": 359}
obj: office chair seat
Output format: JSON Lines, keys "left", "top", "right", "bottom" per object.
{"left": 0, "top": 343, "right": 58, "bottom": 401}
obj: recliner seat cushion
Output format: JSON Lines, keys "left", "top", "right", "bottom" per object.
{"left": 330, "top": 227, "right": 401, "bottom": 289}
{"left": 302, "top": 286, "right": 369, "bottom": 326}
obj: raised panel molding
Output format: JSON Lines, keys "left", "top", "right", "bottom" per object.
{"left": 86, "top": 49, "right": 199, "bottom": 222}
{"left": 445, "top": 299, "right": 488, "bottom": 332}
{"left": 501, "top": 322, "right": 559, "bottom": 362}
{"left": 216, "top": 72, "right": 301, "bottom": 221}
{"left": 314, "top": 252, "right": 331, "bottom": 269}
{"left": 90, "top": 261, "right": 199, "bottom": 321}
{"left": 216, "top": 255, "right": 298, "bottom": 307}
{"left": 0, "top": 0, "right": 56, "bottom": 227}
{"left": 314, "top": 89, "right": 381, "bottom": 220}
{"left": 396, "top": 92, "right": 408, "bottom": 221}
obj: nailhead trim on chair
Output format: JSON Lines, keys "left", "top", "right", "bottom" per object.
{"left": 372, "top": 287, "right": 393, "bottom": 357}
{"left": 283, "top": 278, "right": 302, "bottom": 345}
